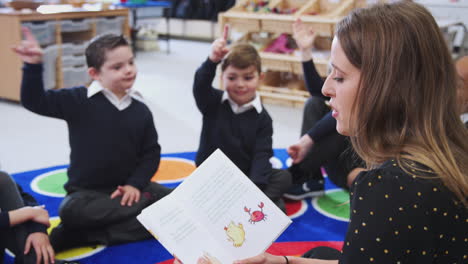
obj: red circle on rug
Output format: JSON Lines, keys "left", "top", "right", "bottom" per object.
{"left": 285, "top": 199, "right": 303, "bottom": 216}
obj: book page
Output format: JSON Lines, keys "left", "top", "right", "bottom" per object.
{"left": 137, "top": 194, "right": 231, "bottom": 263}
{"left": 174, "top": 150, "right": 292, "bottom": 261}
{"left": 138, "top": 149, "right": 291, "bottom": 264}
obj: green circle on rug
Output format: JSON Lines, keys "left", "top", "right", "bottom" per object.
{"left": 316, "top": 190, "right": 350, "bottom": 220}
{"left": 36, "top": 171, "right": 67, "bottom": 195}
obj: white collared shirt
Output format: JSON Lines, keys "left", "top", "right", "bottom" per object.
{"left": 87, "top": 81, "right": 144, "bottom": 111}
{"left": 221, "top": 91, "right": 263, "bottom": 114}
{"left": 461, "top": 113, "right": 468, "bottom": 123}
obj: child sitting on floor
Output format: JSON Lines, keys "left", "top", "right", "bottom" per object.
{"left": 0, "top": 170, "right": 81, "bottom": 264}
{"left": 13, "top": 30, "right": 171, "bottom": 252}
{"left": 192, "top": 26, "right": 292, "bottom": 210}
{"left": 285, "top": 18, "right": 365, "bottom": 200}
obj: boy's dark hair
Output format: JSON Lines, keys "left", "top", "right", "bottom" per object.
{"left": 221, "top": 43, "right": 261, "bottom": 73}
{"left": 85, "top": 34, "right": 130, "bottom": 71}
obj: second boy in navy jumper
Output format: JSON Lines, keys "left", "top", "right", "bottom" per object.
{"left": 14, "top": 30, "right": 171, "bottom": 252}
{"left": 193, "top": 27, "right": 292, "bottom": 209}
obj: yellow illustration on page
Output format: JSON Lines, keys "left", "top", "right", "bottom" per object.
{"left": 224, "top": 221, "right": 245, "bottom": 247}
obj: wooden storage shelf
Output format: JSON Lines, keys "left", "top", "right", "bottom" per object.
{"left": 0, "top": 5, "right": 130, "bottom": 101}
{"left": 220, "top": 0, "right": 355, "bottom": 36}
{"left": 260, "top": 51, "right": 328, "bottom": 76}
{"left": 220, "top": 11, "right": 339, "bottom": 36}
{"left": 61, "top": 30, "right": 94, "bottom": 43}
{"left": 259, "top": 85, "right": 309, "bottom": 107}
{"left": 219, "top": 0, "right": 362, "bottom": 106}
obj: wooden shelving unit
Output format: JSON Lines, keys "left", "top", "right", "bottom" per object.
{"left": 219, "top": 0, "right": 365, "bottom": 107}
{"left": 0, "top": 5, "right": 130, "bottom": 101}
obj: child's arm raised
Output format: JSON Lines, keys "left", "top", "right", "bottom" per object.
{"left": 209, "top": 25, "right": 230, "bottom": 63}
{"left": 292, "top": 18, "right": 316, "bottom": 62}
{"left": 293, "top": 18, "right": 326, "bottom": 99}
{"left": 13, "top": 27, "right": 77, "bottom": 120}
{"left": 193, "top": 25, "right": 230, "bottom": 114}
{"left": 11, "top": 27, "right": 43, "bottom": 64}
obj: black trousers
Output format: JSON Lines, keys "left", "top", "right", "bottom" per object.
{"left": 263, "top": 169, "right": 292, "bottom": 201}
{"left": 57, "top": 182, "right": 172, "bottom": 246}
{"left": 0, "top": 171, "right": 38, "bottom": 264}
{"left": 297, "top": 97, "right": 363, "bottom": 189}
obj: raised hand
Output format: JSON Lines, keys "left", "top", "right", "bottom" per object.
{"left": 209, "top": 25, "right": 230, "bottom": 63}
{"left": 11, "top": 27, "right": 43, "bottom": 64}
{"left": 292, "top": 18, "right": 317, "bottom": 52}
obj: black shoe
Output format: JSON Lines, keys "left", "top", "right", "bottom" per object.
{"left": 287, "top": 164, "right": 309, "bottom": 184}
{"left": 283, "top": 179, "right": 325, "bottom": 200}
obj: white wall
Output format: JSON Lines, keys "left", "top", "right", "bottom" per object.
{"left": 416, "top": 0, "right": 468, "bottom": 27}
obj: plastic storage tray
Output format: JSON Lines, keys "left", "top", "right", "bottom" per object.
{"left": 61, "top": 54, "right": 86, "bottom": 68}
{"left": 42, "top": 44, "right": 59, "bottom": 90}
{"left": 62, "top": 65, "right": 90, "bottom": 88}
{"left": 22, "top": 21, "right": 56, "bottom": 45}
{"left": 61, "top": 42, "right": 88, "bottom": 56}
{"left": 135, "top": 7, "right": 163, "bottom": 18}
{"left": 96, "top": 16, "right": 125, "bottom": 36}
{"left": 71, "top": 41, "right": 88, "bottom": 55}
{"left": 60, "top": 19, "right": 92, "bottom": 32}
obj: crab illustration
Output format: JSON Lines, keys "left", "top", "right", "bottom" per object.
{"left": 244, "top": 202, "right": 267, "bottom": 224}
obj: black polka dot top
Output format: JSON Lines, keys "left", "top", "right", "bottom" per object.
{"left": 340, "top": 160, "right": 468, "bottom": 264}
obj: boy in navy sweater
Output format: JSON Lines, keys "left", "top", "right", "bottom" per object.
{"left": 193, "top": 26, "right": 292, "bottom": 209}
{"left": 13, "top": 29, "right": 171, "bottom": 252}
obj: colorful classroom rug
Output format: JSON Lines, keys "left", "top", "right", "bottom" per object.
{"left": 6, "top": 149, "right": 349, "bottom": 264}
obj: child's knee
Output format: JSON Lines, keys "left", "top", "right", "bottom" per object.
{"left": 271, "top": 169, "right": 293, "bottom": 190}
{"left": 0, "top": 171, "right": 16, "bottom": 192}
{"left": 280, "top": 170, "right": 293, "bottom": 187}
{"left": 143, "top": 182, "right": 173, "bottom": 201}
{"left": 58, "top": 193, "right": 87, "bottom": 226}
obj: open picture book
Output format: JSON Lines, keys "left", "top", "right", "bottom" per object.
{"left": 137, "top": 149, "right": 292, "bottom": 264}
